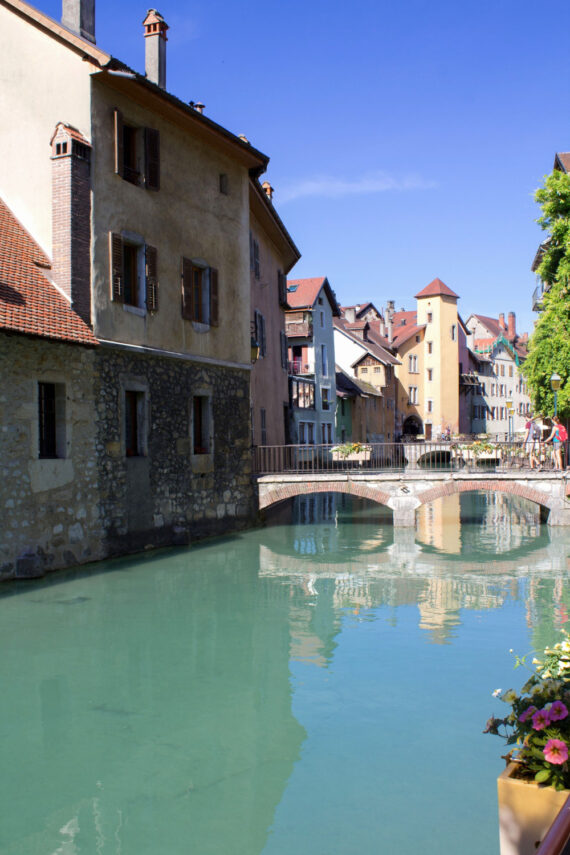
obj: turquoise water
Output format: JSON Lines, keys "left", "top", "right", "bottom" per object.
{"left": 1, "top": 492, "right": 569, "bottom": 855}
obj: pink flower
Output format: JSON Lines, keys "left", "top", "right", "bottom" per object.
{"left": 544, "top": 739, "right": 569, "bottom": 765}
{"left": 549, "top": 701, "right": 569, "bottom": 722}
{"left": 532, "top": 709, "right": 551, "bottom": 731}
{"left": 519, "top": 705, "right": 538, "bottom": 723}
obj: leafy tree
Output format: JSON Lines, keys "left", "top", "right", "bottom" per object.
{"left": 522, "top": 170, "right": 570, "bottom": 416}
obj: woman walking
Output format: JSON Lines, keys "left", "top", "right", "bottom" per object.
{"left": 545, "top": 416, "right": 564, "bottom": 471}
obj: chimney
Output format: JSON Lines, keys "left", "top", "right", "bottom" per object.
{"left": 143, "top": 9, "right": 168, "bottom": 89}
{"left": 51, "top": 123, "right": 92, "bottom": 325}
{"left": 499, "top": 312, "right": 506, "bottom": 330}
{"left": 386, "top": 300, "right": 395, "bottom": 343}
{"left": 262, "top": 181, "right": 274, "bottom": 201}
{"left": 508, "top": 311, "right": 516, "bottom": 340}
{"left": 62, "top": 0, "right": 95, "bottom": 43}
{"left": 344, "top": 307, "right": 356, "bottom": 323}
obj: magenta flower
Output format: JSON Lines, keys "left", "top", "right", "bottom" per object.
{"left": 544, "top": 739, "right": 569, "bottom": 765}
{"left": 532, "top": 708, "right": 551, "bottom": 731}
{"left": 549, "top": 701, "right": 569, "bottom": 722}
{"left": 519, "top": 705, "right": 538, "bottom": 723}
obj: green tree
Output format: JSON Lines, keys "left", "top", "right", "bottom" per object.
{"left": 522, "top": 170, "right": 570, "bottom": 416}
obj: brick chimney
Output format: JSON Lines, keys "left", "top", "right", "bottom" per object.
{"left": 62, "top": 0, "right": 95, "bottom": 43}
{"left": 143, "top": 9, "right": 168, "bottom": 89}
{"left": 508, "top": 311, "right": 516, "bottom": 340}
{"left": 499, "top": 312, "right": 506, "bottom": 330}
{"left": 51, "top": 123, "right": 92, "bottom": 325}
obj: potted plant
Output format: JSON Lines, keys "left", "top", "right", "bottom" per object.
{"left": 485, "top": 633, "right": 570, "bottom": 855}
{"left": 330, "top": 441, "right": 372, "bottom": 463}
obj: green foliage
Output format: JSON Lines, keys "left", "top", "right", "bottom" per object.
{"left": 484, "top": 632, "right": 570, "bottom": 790}
{"left": 523, "top": 171, "right": 570, "bottom": 417}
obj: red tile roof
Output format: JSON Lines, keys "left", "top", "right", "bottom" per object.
{"left": 287, "top": 276, "right": 340, "bottom": 315}
{"left": 414, "top": 278, "right": 459, "bottom": 300}
{"left": 0, "top": 198, "right": 97, "bottom": 345}
{"left": 555, "top": 153, "right": 570, "bottom": 173}
{"left": 392, "top": 324, "right": 425, "bottom": 347}
{"left": 393, "top": 310, "right": 417, "bottom": 327}
{"left": 470, "top": 314, "right": 505, "bottom": 339}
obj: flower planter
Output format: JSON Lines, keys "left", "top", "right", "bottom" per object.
{"left": 331, "top": 450, "right": 371, "bottom": 463}
{"left": 497, "top": 763, "right": 570, "bottom": 855}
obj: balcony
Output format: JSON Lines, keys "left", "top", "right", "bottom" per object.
{"left": 285, "top": 320, "right": 313, "bottom": 339}
{"left": 288, "top": 359, "right": 315, "bottom": 376}
{"left": 532, "top": 282, "right": 545, "bottom": 312}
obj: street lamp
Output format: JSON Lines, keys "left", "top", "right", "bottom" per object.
{"left": 506, "top": 399, "right": 514, "bottom": 441}
{"left": 551, "top": 373, "right": 562, "bottom": 417}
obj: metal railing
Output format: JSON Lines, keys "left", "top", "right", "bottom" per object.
{"left": 253, "top": 441, "right": 569, "bottom": 475}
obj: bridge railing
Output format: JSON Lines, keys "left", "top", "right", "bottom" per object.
{"left": 253, "top": 441, "right": 568, "bottom": 475}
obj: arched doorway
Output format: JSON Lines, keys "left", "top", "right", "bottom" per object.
{"left": 403, "top": 415, "right": 423, "bottom": 438}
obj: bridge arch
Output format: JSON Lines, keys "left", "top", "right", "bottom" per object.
{"left": 258, "top": 480, "right": 393, "bottom": 512}
{"left": 416, "top": 480, "right": 555, "bottom": 511}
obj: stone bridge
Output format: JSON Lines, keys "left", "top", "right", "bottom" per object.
{"left": 255, "top": 471, "right": 570, "bottom": 527}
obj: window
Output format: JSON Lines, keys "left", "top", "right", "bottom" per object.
{"left": 254, "top": 310, "right": 267, "bottom": 357}
{"left": 321, "top": 423, "right": 333, "bottom": 444}
{"left": 291, "top": 379, "right": 315, "bottom": 409}
{"left": 500, "top": 365, "right": 505, "bottom": 376}
{"left": 500, "top": 407, "right": 505, "bottom": 420}
{"left": 192, "top": 395, "right": 212, "bottom": 455}
{"left": 408, "top": 355, "right": 418, "bottom": 373}
{"left": 509, "top": 365, "right": 513, "bottom": 377}
{"left": 38, "top": 382, "right": 66, "bottom": 458}
{"left": 280, "top": 331, "right": 288, "bottom": 370}
{"left": 277, "top": 271, "right": 288, "bottom": 307}
{"left": 320, "top": 311, "right": 324, "bottom": 328}
{"left": 321, "top": 344, "right": 328, "bottom": 377}
{"left": 298, "top": 421, "right": 315, "bottom": 444}
{"left": 427, "top": 368, "right": 433, "bottom": 381}
{"left": 408, "top": 386, "right": 418, "bottom": 404}
{"left": 426, "top": 399, "right": 433, "bottom": 413}
{"left": 374, "top": 366, "right": 381, "bottom": 374}
{"left": 181, "top": 258, "right": 218, "bottom": 325}
{"left": 110, "top": 233, "right": 158, "bottom": 312}
{"left": 361, "top": 366, "right": 368, "bottom": 374}
{"left": 491, "top": 407, "right": 496, "bottom": 420}
{"left": 451, "top": 324, "right": 457, "bottom": 341}
{"left": 114, "top": 110, "right": 160, "bottom": 190}
{"left": 219, "top": 173, "right": 229, "bottom": 194}
{"left": 427, "top": 341, "right": 433, "bottom": 354}
{"left": 322, "top": 387, "right": 331, "bottom": 411}
{"left": 427, "top": 312, "right": 433, "bottom": 323}
{"left": 260, "top": 409, "right": 267, "bottom": 445}
{"left": 249, "top": 232, "right": 260, "bottom": 279}
{"left": 125, "top": 390, "right": 146, "bottom": 457}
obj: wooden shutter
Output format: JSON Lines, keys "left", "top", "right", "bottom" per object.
{"left": 113, "top": 109, "right": 124, "bottom": 176}
{"left": 278, "top": 271, "right": 288, "bottom": 307}
{"left": 209, "top": 267, "right": 219, "bottom": 326}
{"left": 144, "top": 127, "right": 160, "bottom": 190}
{"left": 145, "top": 245, "right": 158, "bottom": 312}
{"left": 254, "top": 240, "right": 260, "bottom": 279}
{"left": 110, "top": 232, "right": 124, "bottom": 302}
{"left": 181, "top": 257, "right": 195, "bottom": 320}
{"left": 280, "top": 330, "right": 288, "bottom": 370}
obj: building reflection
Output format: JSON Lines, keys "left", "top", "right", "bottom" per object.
{"left": 260, "top": 492, "right": 570, "bottom": 648}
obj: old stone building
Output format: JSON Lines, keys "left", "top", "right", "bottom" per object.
{"left": 0, "top": 0, "right": 276, "bottom": 576}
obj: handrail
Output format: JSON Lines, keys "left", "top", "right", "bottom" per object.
{"left": 536, "top": 798, "right": 570, "bottom": 855}
{"left": 252, "top": 440, "right": 569, "bottom": 476}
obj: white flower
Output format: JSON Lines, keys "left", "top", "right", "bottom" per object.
{"left": 502, "top": 690, "right": 518, "bottom": 704}
{"left": 492, "top": 688, "right": 502, "bottom": 697}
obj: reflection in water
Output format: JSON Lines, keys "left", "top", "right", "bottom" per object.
{"left": 1, "top": 491, "right": 569, "bottom": 855}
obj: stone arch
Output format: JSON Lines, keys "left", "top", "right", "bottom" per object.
{"left": 402, "top": 415, "right": 423, "bottom": 437}
{"left": 416, "top": 480, "right": 555, "bottom": 511}
{"left": 258, "top": 480, "right": 392, "bottom": 512}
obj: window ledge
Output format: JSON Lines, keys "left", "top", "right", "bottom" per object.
{"left": 123, "top": 304, "right": 146, "bottom": 318}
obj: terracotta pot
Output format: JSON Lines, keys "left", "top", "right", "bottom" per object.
{"left": 498, "top": 762, "right": 569, "bottom": 855}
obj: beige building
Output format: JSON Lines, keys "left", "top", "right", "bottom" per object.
{"left": 0, "top": 0, "right": 276, "bottom": 574}
{"left": 249, "top": 180, "right": 300, "bottom": 446}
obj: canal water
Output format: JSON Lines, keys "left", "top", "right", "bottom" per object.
{"left": 1, "top": 492, "right": 569, "bottom": 855}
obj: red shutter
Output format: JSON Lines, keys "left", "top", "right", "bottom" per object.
{"left": 145, "top": 245, "right": 158, "bottom": 312}
{"left": 209, "top": 267, "right": 219, "bottom": 326}
{"left": 181, "top": 257, "right": 195, "bottom": 320}
{"left": 114, "top": 109, "right": 123, "bottom": 176}
{"left": 144, "top": 127, "right": 160, "bottom": 190}
{"left": 110, "top": 232, "right": 124, "bottom": 302}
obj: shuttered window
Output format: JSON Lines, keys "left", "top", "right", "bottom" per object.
{"left": 254, "top": 310, "right": 266, "bottom": 357}
{"left": 278, "top": 271, "right": 288, "bottom": 307}
{"left": 144, "top": 127, "right": 160, "bottom": 190}
{"left": 145, "top": 245, "right": 158, "bottom": 312}
{"left": 110, "top": 233, "right": 158, "bottom": 311}
{"left": 110, "top": 233, "right": 124, "bottom": 303}
{"left": 181, "top": 259, "right": 218, "bottom": 325}
{"left": 280, "top": 330, "right": 288, "bottom": 370}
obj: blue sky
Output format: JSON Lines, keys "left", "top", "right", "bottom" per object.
{"left": 38, "top": 0, "right": 570, "bottom": 333}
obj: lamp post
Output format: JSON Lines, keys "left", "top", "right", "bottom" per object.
{"left": 550, "top": 373, "right": 562, "bottom": 417}
{"left": 506, "top": 399, "right": 514, "bottom": 441}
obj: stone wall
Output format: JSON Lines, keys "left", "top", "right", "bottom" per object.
{"left": 1, "top": 334, "right": 256, "bottom": 581}
{"left": 94, "top": 346, "right": 255, "bottom": 557}
{"left": 0, "top": 334, "right": 103, "bottom": 579}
